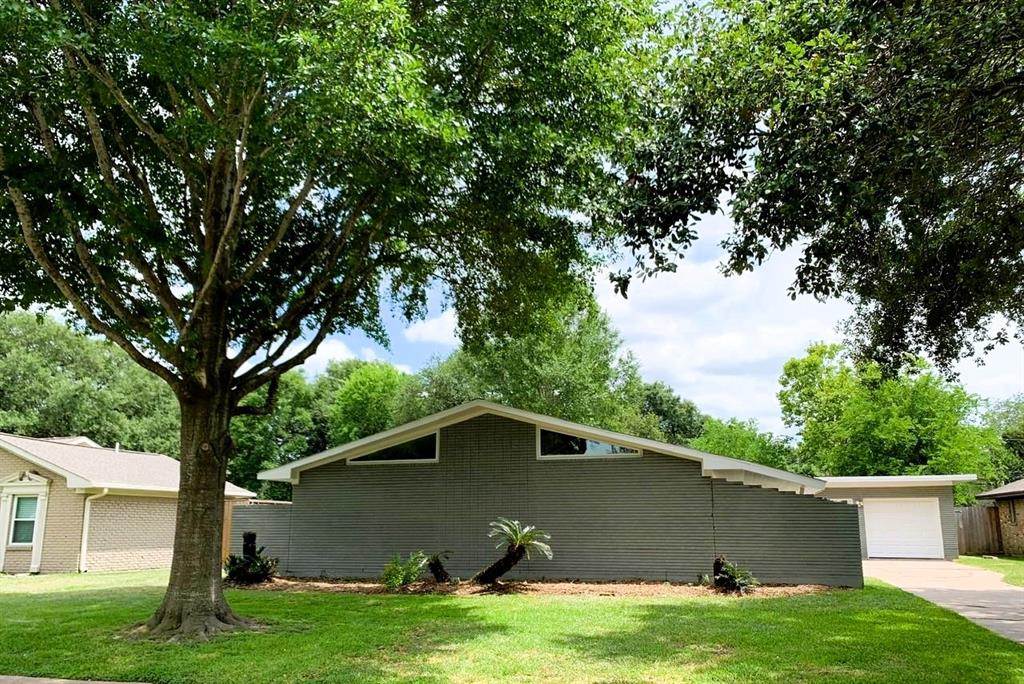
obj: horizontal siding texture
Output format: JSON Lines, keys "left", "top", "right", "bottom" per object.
{"left": 819, "top": 485, "right": 958, "bottom": 559}
{"left": 230, "top": 505, "right": 293, "bottom": 566}
{"left": 284, "top": 415, "right": 862, "bottom": 586}
{"left": 712, "top": 481, "right": 863, "bottom": 586}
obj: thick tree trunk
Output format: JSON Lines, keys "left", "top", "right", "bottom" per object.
{"left": 135, "top": 392, "right": 254, "bottom": 640}
{"left": 472, "top": 544, "right": 526, "bottom": 584}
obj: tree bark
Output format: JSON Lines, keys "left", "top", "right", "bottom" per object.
{"left": 472, "top": 544, "right": 526, "bottom": 584}
{"left": 135, "top": 392, "right": 254, "bottom": 640}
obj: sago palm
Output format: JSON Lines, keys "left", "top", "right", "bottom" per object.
{"left": 472, "top": 518, "right": 553, "bottom": 584}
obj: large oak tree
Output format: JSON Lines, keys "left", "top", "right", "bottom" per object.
{"left": 0, "top": 0, "right": 660, "bottom": 638}
{"left": 621, "top": 0, "right": 1024, "bottom": 370}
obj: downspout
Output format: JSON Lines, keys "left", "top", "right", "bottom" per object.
{"left": 79, "top": 488, "right": 108, "bottom": 573}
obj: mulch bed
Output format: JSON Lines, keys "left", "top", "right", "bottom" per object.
{"left": 237, "top": 576, "right": 830, "bottom": 598}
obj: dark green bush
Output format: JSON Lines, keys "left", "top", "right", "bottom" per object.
{"left": 427, "top": 551, "right": 452, "bottom": 583}
{"left": 381, "top": 551, "right": 428, "bottom": 589}
{"left": 712, "top": 556, "right": 759, "bottom": 594}
{"left": 224, "top": 532, "right": 278, "bottom": 584}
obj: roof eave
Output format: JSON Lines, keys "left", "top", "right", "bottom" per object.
{"left": 820, "top": 474, "right": 977, "bottom": 488}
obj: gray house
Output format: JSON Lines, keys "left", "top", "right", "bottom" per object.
{"left": 248, "top": 401, "right": 865, "bottom": 587}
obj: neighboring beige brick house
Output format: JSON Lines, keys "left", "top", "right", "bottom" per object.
{"left": 978, "top": 478, "right": 1024, "bottom": 556}
{"left": 0, "top": 433, "right": 253, "bottom": 574}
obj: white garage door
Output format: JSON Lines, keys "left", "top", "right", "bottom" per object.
{"left": 863, "top": 498, "right": 943, "bottom": 559}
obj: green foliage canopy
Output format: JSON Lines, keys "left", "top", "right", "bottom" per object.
{"left": 397, "top": 299, "right": 663, "bottom": 438}
{"left": 641, "top": 381, "right": 706, "bottom": 444}
{"left": 0, "top": 311, "right": 178, "bottom": 455}
{"left": 621, "top": 0, "right": 1024, "bottom": 369}
{"left": 690, "top": 417, "right": 799, "bottom": 473}
{"left": 986, "top": 395, "right": 1024, "bottom": 483}
{"left": 779, "top": 344, "right": 1009, "bottom": 501}
{"left": 325, "top": 362, "right": 413, "bottom": 445}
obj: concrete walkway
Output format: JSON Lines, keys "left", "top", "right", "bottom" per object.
{"left": 864, "top": 559, "right": 1024, "bottom": 644}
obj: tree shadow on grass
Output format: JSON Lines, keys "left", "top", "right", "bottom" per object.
{"left": 0, "top": 584, "right": 506, "bottom": 684}
{"left": 558, "top": 586, "right": 1024, "bottom": 683}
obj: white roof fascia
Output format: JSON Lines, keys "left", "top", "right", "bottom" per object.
{"left": 820, "top": 474, "right": 977, "bottom": 488}
{"left": 259, "top": 400, "right": 825, "bottom": 493}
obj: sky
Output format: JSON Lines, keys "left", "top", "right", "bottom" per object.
{"left": 301, "top": 213, "right": 1024, "bottom": 435}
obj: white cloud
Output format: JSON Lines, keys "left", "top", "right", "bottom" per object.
{"left": 403, "top": 309, "right": 458, "bottom": 347}
{"left": 296, "top": 338, "right": 356, "bottom": 377}
{"left": 599, "top": 222, "right": 1023, "bottom": 434}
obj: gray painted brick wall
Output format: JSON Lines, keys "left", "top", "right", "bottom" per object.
{"left": 240, "top": 414, "right": 863, "bottom": 586}
{"left": 230, "top": 505, "right": 294, "bottom": 565}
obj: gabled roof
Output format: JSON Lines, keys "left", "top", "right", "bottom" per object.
{"left": 0, "top": 433, "right": 254, "bottom": 498}
{"left": 977, "top": 477, "right": 1024, "bottom": 500}
{"left": 259, "top": 400, "right": 825, "bottom": 494}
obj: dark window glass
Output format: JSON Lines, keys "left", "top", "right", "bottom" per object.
{"left": 10, "top": 496, "right": 37, "bottom": 544}
{"left": 349, "top": 434, "right": 437, "bottom": 463}
{"left": 539, "top": 429, "right": 639, "bottom": 457}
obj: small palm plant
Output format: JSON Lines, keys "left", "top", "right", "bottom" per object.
{"left": 472, "top": 518, "right": 553, "bottom": 584}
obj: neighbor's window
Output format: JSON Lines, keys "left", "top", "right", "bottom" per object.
{"left": 348, "top": 434, "right": 438, "bottom": 464}
{"left": 538, "top": 429, "right": 640, "bottom": 459}
{"left": 10, "top": 495, "right": 38, "bottom": 545}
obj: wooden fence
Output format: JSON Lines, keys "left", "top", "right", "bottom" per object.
{"left": 956, "top": 505, "right": 1002, "bottom": 555}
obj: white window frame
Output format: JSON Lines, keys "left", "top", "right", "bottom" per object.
{"left": 0, "top": 471, "right": 51, "bottom": 573}
{"left": 8, "top": 495, "right": 38, "bottom": 547}
{"left": 535, "top": 426, "right": 642, "bottom": 461}
{"left": 346, "top": 431, "right": 441, "bottom": 466}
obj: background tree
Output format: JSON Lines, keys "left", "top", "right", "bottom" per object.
{"left": 641, "top": 381, "right": 706, "bottom": 444}
{"left": 325, "top": 362, "right": 413, "bottom": 444}
{"left": 398, "top": 299, "right": 664, "bottom": 438}
{"left": 690, "top": 417, "right": 800, "bottom": 473}
{"left": 0, "top": 0, "right": 661, "bottom": 638}
{"left": 0, "top": 312, "right": 178, "bottom": 454}
{"left": 986, "top": 395, "right": 1024, "bottom": 483}
{"left": 230, "top": 372, "right": 316, "bottom": 501}
{"left": 778, "top": 344, "right": 1008, "bottom": 502}
{"left": 620, "top": 0, "right": 1024, "bottom": 370}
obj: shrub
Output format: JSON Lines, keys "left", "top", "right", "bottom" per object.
{"left": 223, "top": 532, "right": 278, "bottom": 585}
{"left": 427, "top": 551, "right": 452, "bottom": 583}
{"left": 472, "top": 518, "right": 553, "bottom": 584}
{"left": 712, "top": 556, "right": 759, "bottom": 594}
{"left": 381, "top": 551, "right": 428, "bottom": 589}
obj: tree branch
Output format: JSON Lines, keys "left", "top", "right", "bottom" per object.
{"left": 180, "top": 84, "right": 263, "bottom": 346}
{"left": 75, "top": 53, "right": 190, "bottom": 171}
{"left": 232, "top": 173, "right": 316, "bottom": 289}
{"left": 232, "top": 376, "right": 280, "bottom": 416}
{"left": 2, "top": 148, "right": 182, "bottom": 387}
{"left": 24, "top": 97, "right": 183, "bottom": 360}
{"left": 229, "top": 194, "right": 379, "bottom": 366}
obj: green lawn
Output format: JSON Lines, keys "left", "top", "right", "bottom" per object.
{"left": 959, "top": 555, "right": 1024, "bottom": 587}
{"left": 1, "top": 571, "right": 1022, "bottom": 683}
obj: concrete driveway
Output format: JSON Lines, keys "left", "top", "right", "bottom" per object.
{"left": 864, "top": 559, "right": 1024, "bottom": 644}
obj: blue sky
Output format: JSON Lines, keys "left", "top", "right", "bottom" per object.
{"left": 302, "top": 213, "right": 1024, "bottom": 435}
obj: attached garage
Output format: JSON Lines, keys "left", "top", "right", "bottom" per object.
{"left": 819, "top": 475, "right": 977, "bottom": 560}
